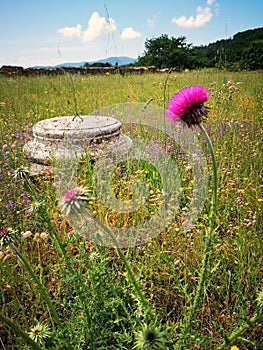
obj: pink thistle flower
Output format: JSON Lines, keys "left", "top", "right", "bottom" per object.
{"left": 62, "top": 188, "right": 80, "bottom": 203}
{"left": 60, "top": 186, "right": 90, "bottom": 216}
{"left": 0, "top": 228, "right": 8, "bottom": 236}
{"left": 166, "top": 85, "right": 210, "bottom": 127}
{"left": 0, "top": 227, "right": 18, "bottom": 247}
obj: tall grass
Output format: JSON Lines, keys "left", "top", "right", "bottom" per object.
{"left": 0, "top": 70, "right": 262, "bottom": 349}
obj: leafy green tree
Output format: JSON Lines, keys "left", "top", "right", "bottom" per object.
{"left": 137, "top": 34, "right": 192, "bottom": 70}
{"left": 199, "top": 27, "right": 263, "bottom": 69}
{"left": 84, "top": 62, "right": 112, "bottom": 67}
{"left": 241, "top": 40, "right": 263, "bottom": 69}
{"left": 187, "top": 47, "right": 210, "bottom": 69}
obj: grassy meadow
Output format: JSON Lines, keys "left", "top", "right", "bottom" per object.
{"left": 0, "top": 70, "right": 263, "bottom": 349}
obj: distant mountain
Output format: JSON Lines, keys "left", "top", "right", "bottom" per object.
{"left": 34, "top": 56, "right": 137, "bottom": 69}
{"left": 89, "top": 56, "right": 137, "bottom": 66}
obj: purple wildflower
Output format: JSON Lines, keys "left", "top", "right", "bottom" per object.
{"left": 166, "top": 85, "right": 210, "bottom": 127}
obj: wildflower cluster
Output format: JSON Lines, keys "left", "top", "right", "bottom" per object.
{"left": 242, "top": 210, "right": 257, "bottom": 228}
{"left": 21, "top": 230, "right": 49, "bottom": 242}
{"left": 1, "top": 73, "right": 262, "bottom": 349}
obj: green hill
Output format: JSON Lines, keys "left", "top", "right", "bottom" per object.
{"left": 199, "top": 27, "right": 263, "bottom": 69}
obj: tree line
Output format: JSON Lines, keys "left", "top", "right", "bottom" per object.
{"left": 136, "top": 27, "right": 263, "bottom": 71}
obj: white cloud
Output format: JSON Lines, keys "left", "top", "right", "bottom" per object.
{"left": 58, "top": 12, "right": 117, "bottom": 42}
{"left": 58, "top": 12, "right": 140, "bottom": 44}
{"left": 82, "top": 12, "right": 117, "bottom": 42}
{"left": 120, "top": 27, "right": 141, "bottom": 40}
{"left": 171, "top": 6, "right": 213, "bottom": 28}
{"left": 58, "top": 24, "right": 82, "bottom": 39}
{"left": 207, "top": 0, "right": 214, "bottom": 5}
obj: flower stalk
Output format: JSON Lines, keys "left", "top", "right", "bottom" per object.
{"left": 198, "top": 123, "right": 218, "bottom": 221}
{"left": 216, "top": 313, "right": 259, "bottom": 350}
{"left": 87, "top": 212, "right": 154, "bottom": 320}
{"left": 60, "top": 186, "right": 154, "bottom": 319}
{"left": 178, "top": 124, "right": 218, "bottom": 345}
{"left": 10, "top": 243, "right": 62, "bottom": 328}
{"left": 37, "top": 208, "right": 96, "bottom": 348}
{"left": 166, "top": 85, "right": 218, "bottom": 346}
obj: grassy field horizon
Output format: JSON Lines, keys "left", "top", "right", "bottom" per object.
{"left": 0, "top": 69, "right": 262, "bottom": 349}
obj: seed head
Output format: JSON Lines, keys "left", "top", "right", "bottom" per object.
{"left": 28, "top": 322, "right": 51, "bottom": 346}
{"left": 133, "top": 323, "right": 167, "bottom": 349}
{"left": 13, "top": 167, "right": 30, "bottom": 181}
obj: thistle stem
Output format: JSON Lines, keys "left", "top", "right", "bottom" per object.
{"left": 178, "top": 124, "right": 218, "bottom": 347}
{"left": 216, "top": 314, "right": 259, "bottom": 349}
{"left": 22, "top": 173, "right": 96, "bottom": 347}
{"left": 38, "top": 207, "right": 96, "bottom": 348}
{"left": 39, "top": 207, "right": 74, "bottom": 273}
{"left": 89, "top": 213, "right": 154, "bottom": 319}
{"left": 198, "top": 123, "right": 218, "bottom": 220}
{"left": 10, "top": 244, "right": 62, "bottom": 328}
{"left": 0, "top": 312, "right": 42, "bottom": 350}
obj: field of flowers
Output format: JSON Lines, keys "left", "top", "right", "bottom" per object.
{"left": 0, "top": 69, "right": 262, "bottom": 349}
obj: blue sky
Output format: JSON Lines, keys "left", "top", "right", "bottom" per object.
{"left": 0, "top": 0, "right": 262, "bottom": 67}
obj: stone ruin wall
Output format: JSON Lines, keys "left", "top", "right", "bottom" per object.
{"left": 0, "top": 65, "right": 157, "bottom": 77}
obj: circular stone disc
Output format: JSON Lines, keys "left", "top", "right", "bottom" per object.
{"left": 33, "top": 115, "right": 122, "bottom": 143}
{"left": 23, "top": 115, "right": 132, "bottom": 170}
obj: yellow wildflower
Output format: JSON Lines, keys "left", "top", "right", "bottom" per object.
{"left": 230, "top": 346, "right": 239, "bottom": 350}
